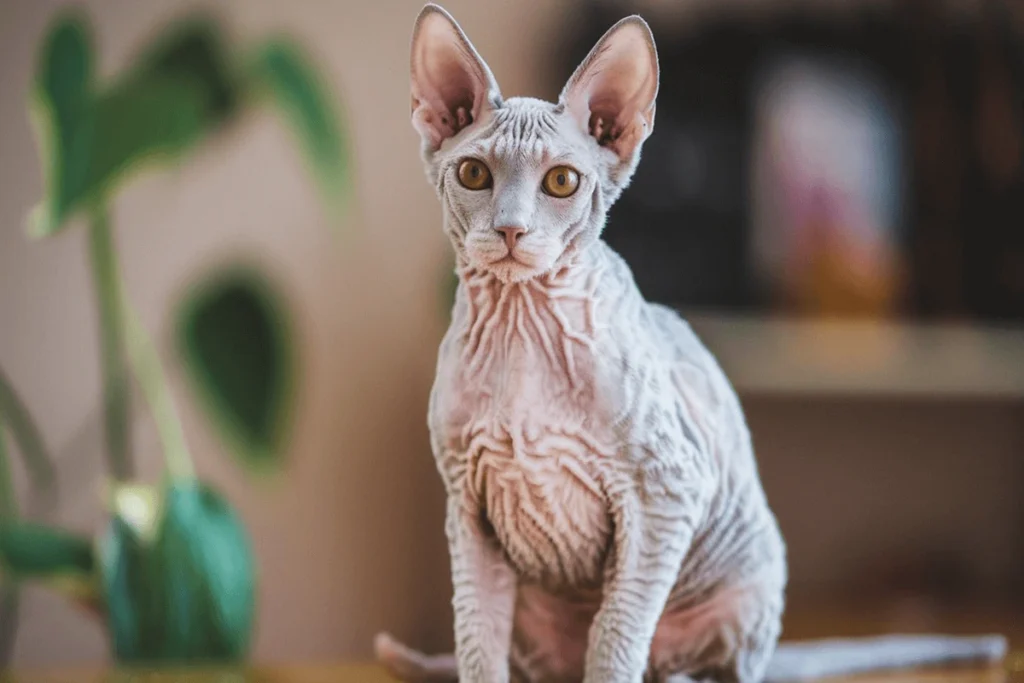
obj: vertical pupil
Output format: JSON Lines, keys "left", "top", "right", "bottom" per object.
{"left": 470, "top": 166, "right": 480, "bottom": 178}
{"left": 557, "top": 173, "right": 566, "bottom": 185}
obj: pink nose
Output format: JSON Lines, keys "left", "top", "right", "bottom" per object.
{"left": 495, "top": 225, "right": 526, "bottom": 250}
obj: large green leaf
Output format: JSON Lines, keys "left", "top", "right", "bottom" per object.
{"left": 82, "top": 15, "right": 240, "bottom": 200}
{"left": 28, "top": 13, "right": 241, "bottom": 237}
{"left": 37, "top": 11, "right": 93, "bottom": 138}
{"left": 27, "top": 9, "right": 95, "bottom": 238}
{"left": 119, "top": 15, "right": 237, "bottom": 125}
{"left": 246, "top": 39, "right": 350, "bottom": 223}
{"left": 0, "top": 522, "right": 100, "bottom": 611}
{"left": 27, "top": 11, "right": 350, "bottom": 237}
{"left": 99, "top": 480, "right": 255, "bottom": 663}
{"left": 84, "top": 79, "right": 210, "bottom": 190}
{"left": 0, "top": 523, "right": 94, "bottom": 578}
{"left": 176, "top": 268, "right": 294, "bottom": 472}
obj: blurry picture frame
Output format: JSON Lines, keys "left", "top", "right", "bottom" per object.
{"left": 749, "top": 53, "right": 906, "bottom": 319}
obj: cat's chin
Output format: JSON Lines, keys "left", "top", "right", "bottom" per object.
{"left": 485, "top": 257, "right": 544, "bottom": 284}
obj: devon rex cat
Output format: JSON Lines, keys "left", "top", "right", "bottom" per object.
{"left": 375, "top": 5, "right": 1008, "bottom": 682}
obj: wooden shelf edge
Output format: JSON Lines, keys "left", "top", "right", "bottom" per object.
{"left": 675, "top": 310, "right": 1024, "bottom": 399}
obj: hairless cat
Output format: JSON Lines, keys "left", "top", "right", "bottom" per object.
{"left": 374, "top": 5, "right": 1008, "bottom": 681}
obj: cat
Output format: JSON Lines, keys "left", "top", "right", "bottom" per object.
{"left": 374, "top": 4, "right": 1008, "bottom": 682}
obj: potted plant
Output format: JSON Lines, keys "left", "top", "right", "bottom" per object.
{"left": 0, "top": 6, "right": 349, "bottom": 665}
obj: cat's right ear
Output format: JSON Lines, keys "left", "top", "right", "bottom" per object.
{"left": 410, "top": 4, "right": 502, "bottom": 153}
{"left": 559, "top": 16, "right": 658, "bottom": 176}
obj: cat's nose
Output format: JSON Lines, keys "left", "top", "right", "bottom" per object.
{"left": 495, "top": 225, "right": 526, "bottom": 250}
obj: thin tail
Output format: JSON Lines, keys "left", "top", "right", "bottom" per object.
{"left": 765, "top": 634, "right": 1008, "bottom": 681}
{"left": 374, "top": 632, "right": 1008, "bottom": 682}
{"left": 375, "top": 632, "right": 458, "bottom": 682}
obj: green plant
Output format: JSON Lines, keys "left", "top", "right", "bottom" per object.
{"left": 0, "top": 369, "right": 59, "bottom": 663}
{"left": 0, "top": 7, "right": 348, "bottom": 665}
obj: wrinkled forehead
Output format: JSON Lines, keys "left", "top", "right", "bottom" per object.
{"left": 447, "top": 97, "right": 591, "bottom": 169}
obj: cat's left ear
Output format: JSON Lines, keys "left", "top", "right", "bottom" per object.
{"left": 410, "top": 4, "right": 503, "bottom": 153}
{"left": 560, "top": 16, "right": 659, "bottom": 165}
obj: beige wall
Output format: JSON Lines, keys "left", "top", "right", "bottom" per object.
{"left": 0, "top": 0, "right": 571, "bottom": 666}
{"left": 1, "top": 0, "right": 1020, "bottom": 669}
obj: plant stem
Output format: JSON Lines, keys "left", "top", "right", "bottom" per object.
{"left": 124, "top": 308, "right": 194, "bottom": 480}
{"left": 0, "top": 427, "right": 15, "bottom": 521}
{"left": 0, "top": 366, "right": 56, "bottom": 496}
{"left": 0, "top": 427, "right": 17, "bottom": 667}
{"left": 88, "top": 204, "right": 132, "bottom": 480}
{"left": 0, "top": 583, "right": 17, "bottom": 666}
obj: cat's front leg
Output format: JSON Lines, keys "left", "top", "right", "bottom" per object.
{"left": 446, "top": 493, "right": 516, "bottom": 683}
{"left": 584, "top": 486, "right": 694, "bottom": 683}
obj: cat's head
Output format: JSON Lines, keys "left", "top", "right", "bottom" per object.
{"left": 410, "top": 4, "right": 659, "bottom": 283}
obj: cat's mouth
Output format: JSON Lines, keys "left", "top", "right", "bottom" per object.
{"left": 488, "top": 243, "right": 532, "bottom": 266}
{"left": 466, "top": 235, "right": 559, "bottom": 283}
{"left": 486, "top": 249, "right": 544, "bottom": 283}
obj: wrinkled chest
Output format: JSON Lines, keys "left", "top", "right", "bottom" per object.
{"left": 438, "top": 372, "right": 615, "bottom": 588}
{"left": 433, "top": 299, "right": 621, "bottom": 588}
{"left": 473, "top": 439, "right": 612, "bottom": 589}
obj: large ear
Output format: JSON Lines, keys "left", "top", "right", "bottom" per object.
{"left": 559, "top": 16, "right": 659, "bottom": 164}
{"left": 410, "top": 4, "right": 502, "bottom": 152}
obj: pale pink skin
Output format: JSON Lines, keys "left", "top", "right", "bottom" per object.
{"left": 374, "top": 5, "right": 1008, "bottom": 682}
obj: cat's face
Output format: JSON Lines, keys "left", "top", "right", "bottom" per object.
{"left": 430, "top": 98, "right": 606, "bottom": 283}
{"left": 410, "top": 4, "right": 659, "bottom": 283}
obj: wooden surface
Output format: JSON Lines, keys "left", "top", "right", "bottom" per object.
{"left": 1, "top": 662, "right": 1020, "bottom": 683}
{"left": 3, "top": 598, "right": 1021, "bottom": 682}
{"left": 0, "top": 665, "right": 395, "bottom": 683}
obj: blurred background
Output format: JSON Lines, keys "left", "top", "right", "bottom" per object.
{"left": 1, "top": 0, "right": 1023, "bottom": 669}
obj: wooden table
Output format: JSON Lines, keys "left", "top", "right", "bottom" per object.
{"left": 2, "top": 662, "right": 1021, "bottom": 683}
{"left": 4, "top": 598, "right": 1021, "bottom": 683}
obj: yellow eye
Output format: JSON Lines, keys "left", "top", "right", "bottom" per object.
{"left": 457, "top": 158, "right": 492, "bottom": 190}
{"left": 542, "top": 165, "right": 580, "bottom": 198}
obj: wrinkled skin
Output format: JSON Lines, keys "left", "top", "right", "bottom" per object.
{"left": 374, "top": 5, "right": 1006, "bottom": 683}
{"left": 430, "top": 244, "right": 786, "bottom": 683}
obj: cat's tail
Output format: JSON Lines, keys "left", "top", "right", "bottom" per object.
{"left": 374, "top": 632, "right": 458, "bottom": 682}
{"left": 764, "top": 634, "right": 1008, "bottom": 681}
{"left": 373, "top": 631, "right": 1008, "bottom": 682}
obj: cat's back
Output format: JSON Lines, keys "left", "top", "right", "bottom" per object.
{"left": 590, "top": 245, "right": 739, "bottom": 456}
{"left": 637, "top": 297, "right": 787, "bottom": 597}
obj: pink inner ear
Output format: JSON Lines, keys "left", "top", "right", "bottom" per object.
{"left": 420, "top": 52, "right": 480, "bottom": 127}
{"left": 562, "top": 20, "right": 658, "bottom": 159}
{"left": 411, "top": 11, "right": 498, "bottom": 148}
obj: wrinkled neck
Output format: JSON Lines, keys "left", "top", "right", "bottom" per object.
{"left": 453, "top": 244, "right": 610, "bottom": 387}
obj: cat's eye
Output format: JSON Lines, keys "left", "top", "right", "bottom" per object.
{"left": 457, "top": 158, "right": 492, "bottom": 190}
{"left": 542, "top": 165, "right": 580, "bottom": 198}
